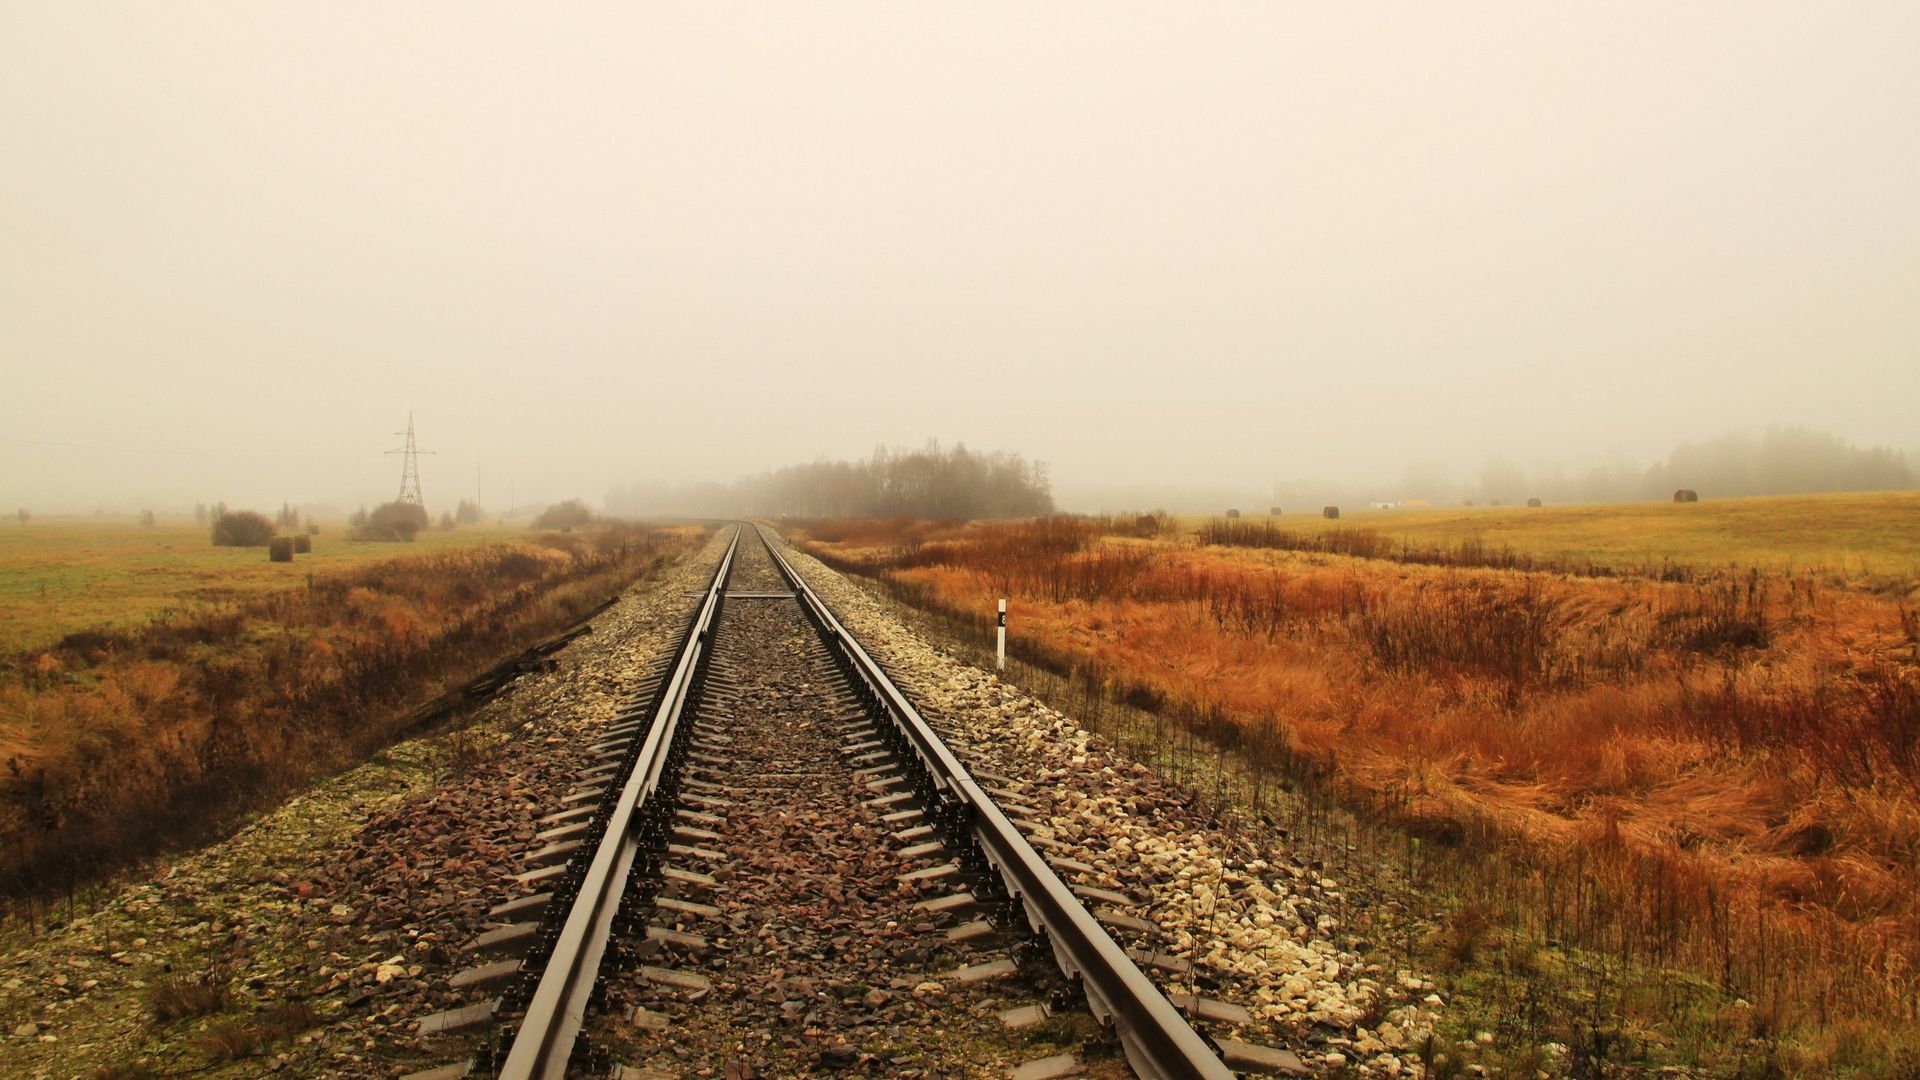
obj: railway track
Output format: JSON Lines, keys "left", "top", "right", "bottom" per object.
{"left": 406, "top": 524, "right": 1298, "bottom": 1079}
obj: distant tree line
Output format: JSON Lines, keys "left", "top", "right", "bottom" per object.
{"left": 1640, "top": 426, "right": 1911, "bottom": 500}
{"left": 1389, "top": 426, "right": 1913, "bottom": 507}
{"left": 608, "top": 442, "right": 1054, "bottom": 520}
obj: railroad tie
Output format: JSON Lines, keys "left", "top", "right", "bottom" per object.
{"left": 1009, "top": 1054, "right": 1081, "bottom": 1080}
{"left": 654, "top": 896, "right": 722, "bottom": 919}
{"left": 639, "top": 965, "right": 713, "bottom": 993}
{"left": 644, "top": 925, "right": 708, "bottom": 952}
{"left": 912, "top": 891, "right": 977, "bottom": 915}
{"left": 489, "top": 892, "right": 552, "bottom": 919}
{"left": 521, "top": 839, "right": 580, "bottom": 868}
{"left": 534, "top": 820, "right": 589, "bottom": 843}
{"left": 466, "top": 922, "right": 539, "bottom": 957}
{"left": 1000, "top": 1003, "right": 1050, "bottom": 1029}
{"left": 448, "top": 958, "right": 521, "bottom": 990}
{"left": 537, "top": 804, "right": 596, "bottom": 827}
{"left": 938, "top": 956, "right": 1017, "bottom": 984}
{"left": 509, "top": 863, "right": 568, "bottom": 888}
{"left": 1168, "top": 993, "right": 1255, "bottom": 1026}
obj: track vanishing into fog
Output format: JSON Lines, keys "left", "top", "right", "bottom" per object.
{"left": 403, "top": 524, "right": 1302, "bottom": 1079}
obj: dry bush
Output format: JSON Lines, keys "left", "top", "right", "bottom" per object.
{"left": 353, "top": 500, "right": 429, "bottom": 541}
{"left": 146, "top": 971, "right": 230, "bottom": 1021}
{"left": 1439, "top": 900, "right": 1499, "bottom": 967}
{"left": 193, "top": 1016, "right": 267, "bottom": 1061}
{"left": 210, "top": 510, "right": 274, "bottom": 547}
{"left": 264, "top": 998, "right": 316, "bottom": 1036}
{"left": 444, "top": 725, "right": 503, "bottom": 773}
{"left": 533, "top": 498, "right": 594, "bottom": 529}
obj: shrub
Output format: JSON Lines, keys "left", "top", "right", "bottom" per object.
{"left": 354, "top": 501, "right": 429, "bottom": 541}
{"left": 533, "top": 499, "right": 593, "bottom": 529}
{"left": 455, "top": 499, "right": 484, "bottom": 525}
{"left": 210, "top": 510, "right": 274, "bottom": 547}
{"left": 147, "top": 971, "right": 230, "bottom": 1021}
{"left": 137, "top": 510, "right": 156, "bottom": 528}
{"left": 191, "top": 1000, "right": 315, "bottom": 1061}
{"left": 193, "top": 1017, "right": 265, "bottom": 1061}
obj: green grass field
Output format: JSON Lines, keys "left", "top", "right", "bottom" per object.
{"left": 1184, "top": 490, "right": 1920, "bottom": 578}
{"left": 0, "top": 517, "right": 534, "bottom": 655}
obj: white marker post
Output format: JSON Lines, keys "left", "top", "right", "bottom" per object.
{"left": 996, "top": 598, "right": 1007, "bottom": 670}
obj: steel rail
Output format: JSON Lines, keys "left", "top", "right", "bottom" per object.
{"left": 755, "top": 524, "right": 1233, "bottom": 1080}
{"left": 496, "top": 525, "right": 740, "bottom": 1080}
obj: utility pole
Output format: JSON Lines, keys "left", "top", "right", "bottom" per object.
{"left": 386, "top": 414, "right": 434, "bottom": 505}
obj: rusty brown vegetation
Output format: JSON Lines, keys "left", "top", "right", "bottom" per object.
{"left": 0, "top": 525, "right": 699, "bottom": 898}
{"left": 797, "top": 511, "right": 1920, "bottom": 1073}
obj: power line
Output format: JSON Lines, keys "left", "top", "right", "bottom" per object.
{"left": 386, "top": 414, "right": 434, "bottom": 505}
{"left": 0, "top": 435, "right": 308, "bottom": 461}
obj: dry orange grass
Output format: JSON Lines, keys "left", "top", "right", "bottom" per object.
{"left": 801, "top": 513, "right": 1920, "bottom": 1045}
{"left": 0, "top": 525, "right": 699, "bottom": 897}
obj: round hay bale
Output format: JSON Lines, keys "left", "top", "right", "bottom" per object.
{"left": 1225, "top": 508, "right": 1241, "bottom": 518}
{"left": 1269, "top": 506, "right": 1283, "bottom": 516}
{"left": 1673, "top": 489, "right": 1699, "bottom": 503}
{"left": 1322, "top": 506, "right": 1340, "bottom": 520}
{"left": 293, "top": 534, "right": 312, "bottom": 554}
{"left": 268, "top": 537, "right": 295, "bottom": 562}
{"left": 1526, "top": 497, "right": 1542, "bottom": 508}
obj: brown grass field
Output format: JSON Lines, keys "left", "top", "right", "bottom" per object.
{"left": 0, "top": 520, "right": 702, "bottom": 898}
{"left": 1184, "top": 490, "right": 1920, "bottom": 580}
{"left": 0, "top": 516, "right": 538, "bottom": 656}
{"left": 795, "top": 492, "right": 1920, "bottom": 1076}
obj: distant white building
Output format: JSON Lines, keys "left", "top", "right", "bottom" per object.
{"left": 1368, "top": 500, "right": 1400, "bottom": 510}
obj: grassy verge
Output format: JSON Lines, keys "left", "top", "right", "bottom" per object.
{"left": 0, "top": 524, "right": 703, "bottom": 901}
{"left": 794, "top": 505, "right": 1920, "bottom": 1076}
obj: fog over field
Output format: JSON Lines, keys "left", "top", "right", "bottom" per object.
{"left": 2, "top": 3, "right": 1916, "bottom": 514}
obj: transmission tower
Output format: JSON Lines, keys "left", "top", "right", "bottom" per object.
{"left": 386, "top": 413, "right": 434, "bottom": 505}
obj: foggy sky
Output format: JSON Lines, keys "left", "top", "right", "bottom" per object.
{"left": 4, "top": 2, "right": 1917, "bottom": 514}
